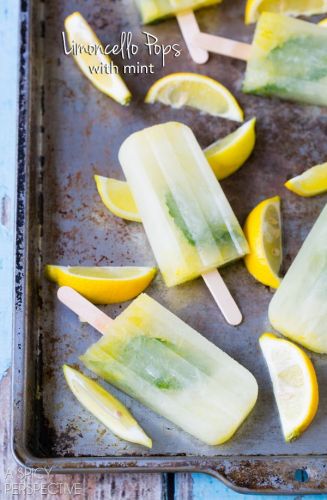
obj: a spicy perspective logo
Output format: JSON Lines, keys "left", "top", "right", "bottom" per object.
{"left": 3, "top": 467, "right": 84, "bottom": 496}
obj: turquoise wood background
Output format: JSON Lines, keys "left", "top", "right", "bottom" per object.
{"left": 0, "top": 1, "right": 326, "bottom": 498}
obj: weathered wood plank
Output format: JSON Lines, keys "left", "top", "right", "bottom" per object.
{"left": 175, "top": 473, "right": 194, "bottom": 499}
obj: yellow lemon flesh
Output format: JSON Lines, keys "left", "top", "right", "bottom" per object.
{"left": 243, "top": 196, "right": 282, "bottom": 288}
{"left": 285, "top": 162, "right": 327, "bottom": 197}
{"left": 95, "top": 175, "right": 141, "bottom": 222}
{"left": 145, "top": 73, "right": 244, "bottom": 122}
{"left": 259, "top": 333, "right": 319, "bottom": 442}
{"left": 64, "top": 12, "right": 131, "bottom": 105}
{"left": 46, "top": 265, "right": 156, "bottom": 304}
{"left": 63, "top": 365, "right": 152, "bottom": 448}
{"left": 204, "top": 118, "right": 256, "bottom": 180}
{"left": 245, "top": 0, "right": 327, "bottom": 23}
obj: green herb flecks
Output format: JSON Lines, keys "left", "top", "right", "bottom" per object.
{"left": 118, "top": 336, "right": 206, "bottom": 391}
{"left": 244, "top": 83, "right": 290, "bottom": 97}
{"left": 268, "top": 35, "right": 327, "bottom": 81}
{"left": 166, "top": 192, "right": 241, "bottom": 249}
{"left": 166, "top": 192, "right": 196, "bottom": 245}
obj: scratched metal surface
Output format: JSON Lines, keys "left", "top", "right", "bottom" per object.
{"left": 13, "top": 0, "right": 327, "bottom": 493}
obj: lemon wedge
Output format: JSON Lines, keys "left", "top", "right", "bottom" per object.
{"left": 95, "top": 175, "right": 141, "bottom": 222}
{"left": 243, "top": 196, "right": 282, "bottom": 289}
{"left": 245, "top": 0, "right": 327, "bottom": 23}
{"left": 145, "top": 73, "right": 244, "bottom": 122}
{"left": 63, "top": 365, "right": 152, "bottom": 448}
{"left": 259, "top": 333, "right": 319, "bottom": 442}
{"left": 204, "top": 118, "right": 256, "bottom": 180}
{"left": 319, "top": 18, "right": 327, "bottom": 26}
{"left": 64, "top": 12, "right": 131, "bottom": 105}
{"left": 46, "top": 265, "right": 156, "bottom": 303}
{"left": 285, "top": 162, "right": 327, "bottom": 197}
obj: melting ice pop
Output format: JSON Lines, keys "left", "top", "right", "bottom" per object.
{"left": 135, "top": 0, "right": 222, "bottom": 63}
{"left": 58, "top": 286, "right": 258, "bottom": 445}
{"left": 193, "top": 13, "right": 327, "bottom": 107}
{"left": 118, "top": 122, "right": 249, "bottom": 325}
{"left": 269, "top": 203, "right": 327, "bottom": 354}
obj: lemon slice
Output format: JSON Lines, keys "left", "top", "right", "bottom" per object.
{"left": 243, "top": 196, "right": 282, "bottom": 289}
{"left": 64, "top": 12, "right": 131, "bottom": 105}
{"left": 204, "top": 118, "right": 256, "bottom": 180}
{"left": 285, "top": 162, "right": 327, "bottom": 197}
{"left": 319, "top": 18, "right": 327, "bottom": 26}
{"left": 245, "top": 0, "right": 327, "bottom": 23}
{"left": 46, "top": 265, "right": 156, "bottom": 304}
{"left": 259, "top": 333, "right": 319, "bottom": 442}
{"left": 63, "top": 365, "right": 152, "bottom": 448}
{"left": 95, "top": 175, "right": 141, "bottom": 222}
{"left": 145, "top": 73, "right": 244, "bottom": 122}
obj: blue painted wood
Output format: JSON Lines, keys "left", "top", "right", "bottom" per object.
{"left": 1, "top": 2, "right": 326, "bottom": 499}
{"left": 188, "top": 473, "right": 327, "bottom": 500}
{"left": 0, "top": 0, "right": 19, "bottom": 378}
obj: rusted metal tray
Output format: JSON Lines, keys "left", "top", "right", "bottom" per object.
{"left": 13, "top": 0, "right": 327, "bottom": 493}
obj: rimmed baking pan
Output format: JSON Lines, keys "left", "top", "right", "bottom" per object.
{"left": 13, "top": 0, "right": 327, "bottom": 493}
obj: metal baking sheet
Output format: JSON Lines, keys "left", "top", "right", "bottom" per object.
{"left": 13, "top": 0, "right": 327, "bottom": 493}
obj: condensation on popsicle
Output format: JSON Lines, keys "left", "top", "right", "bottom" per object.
{"left": 269, "top": 203, "right": 327, "bottom": 353}
{"left": 135, "top": 0, "right": 221, "bottom": 24}
{"left": 118, "top": 122, "right": 249, "bottom": 288}
{"left": 81, "top": 293, "right": 258, "bottom": 445}
{"left": 243, "top": 13, "right": 327, "bottom": 107}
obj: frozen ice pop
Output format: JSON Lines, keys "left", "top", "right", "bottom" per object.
{"left": 57, "top": 288, "right": 258, "bottom": 446}
{"left": 135, "top": 0, "right": 222, "bottom": 63}
{"left": 119, "top": 122, "right": 249, "bottom": 324}
{"left": 119, "top": 122, "right": 248, "bottom": 287}
{"left": 269, "top": 204, "right": 327, "bottom": 354}
{"left": 193, "top": 13, "right": 327, "bottom": 107}
{"left": 135, "top": 0, "right": 221, "bottom": 24}
{"left": 243, "top": 13, "right": 327, "bottom": 106}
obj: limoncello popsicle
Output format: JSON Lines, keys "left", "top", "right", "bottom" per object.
{"left": 269, "top": 204, "right": 327, "bottom": 353}
{"left": 81, "top": 293, "right": 258, "bottom": 445}
{"left": 118, "top": 122, "right": 249, "bottom": 287}
{"left": 135, "top": 0, "right": 221, "bottom": 24}
{"left": 243, "top": 13, "right": 327, "bottom": 107}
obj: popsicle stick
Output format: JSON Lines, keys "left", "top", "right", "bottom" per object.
{"left": 176, "top": 11, "right": 209, "bottom": 64}
{"left": 192, "top": 32, "right": 251, "bottom": 61}
{"left": 57, "top": 286, "right": 112, "bottom": 335}
{"left": 202, "top": 270, "right": 242, "bottom": 326}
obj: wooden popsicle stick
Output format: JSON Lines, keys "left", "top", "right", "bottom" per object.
{"left": 192, "top": 32, "right": 251, "bottom": 61}
{"left": 176, "top": 10, "right": 209, "bottom": 64}
{"left": 57, "top": 286, "right": 112, "bottom": 335}
{"left": 202, "top": 269, "right": 242, "bottom": 326}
